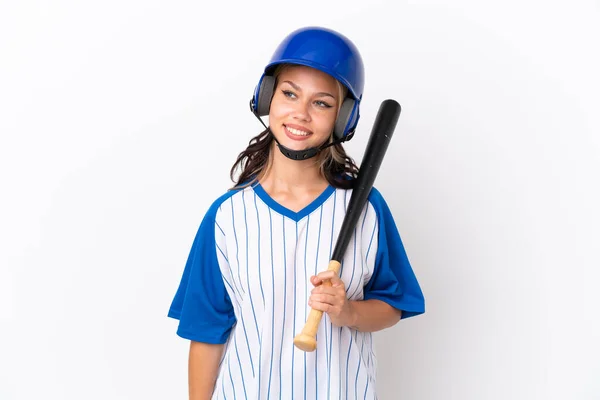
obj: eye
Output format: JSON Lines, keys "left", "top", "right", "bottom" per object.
{"left": 282, "top": 90, "right": 297, "bottom": 99}
{"left": 315, "top": 100, "right": 333, "bottom": 109}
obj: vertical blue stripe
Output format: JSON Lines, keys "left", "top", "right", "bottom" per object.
{"left": 253, "top": 192, "right": 264, "bottom": 397}
{"left": 259, "top": 326, "right": 263, "bottom": 398}
{"left": 233, "top": 334, "right": 247, "bottom": 399}
{"left": 315, "top": 205, "right": 323, "bottom": 400}
{"left": 230, "top": 197, "right": 245, "bottom": 295}
{"left": 345, "top": 329, "right": 353, "bottom": 400}
{"left": 221, "top": 275, "right": 236, "bottom": 303}
{"left": 242, "top": 191, "right": 260, "bottom": 341}
{"left": 327, "top": 190, "right": 337, "bottom": 400}
{"left": 228, "top": 354, "right": 237, "bottom": 400}
{"left": 355, "top": 331, "right": 364, "bottom": 400}
{"left": 215, "top": 220, "right": 225, "bottom": 236}
{"left": 216, "top": 243, "right": 229, "bottom": 263}
{"left": 315, "top": 205, "right": 327, "bottom": 399}
{"left": 339, "top": 327, "right": 343, "bottom": 399}
{"left": 349, "top": 209, "right": 370, "bottom": 300}
{"left": 254, "top": 192, "right": 266, "bottom": 307}
{"left": 365, "top": 221, "right": 377, "bottom": 261}
{"left": 292, "top": 221, "right": 298, "bottom": 398}
{"left": 350, "top": 210, "right": 377, "bottom": 297}
{"left": 367, "top": 333, "right": 373, "bottom": 370}
{"left": 363, "top": 377, "right": 369, "bottom": 400}
{"left": 220, "top": 275, "right": 255, "bottom": 378}
{"left": 324, "top": 313, "right": 329, "bottom": 397}
{"left": 279, "top": 215, "right": 287, "bottom": 397}
{"left": 222, "top": 357, "right": 227, "bottom": 400}
{"left": 360, "top": 204, "right": 368, "bottom": 237}
{"left": 303, "top": 215, "right": 310, "bottom": 400}
{"left": 267, "top": 208, "right": 275, "bottom": 400}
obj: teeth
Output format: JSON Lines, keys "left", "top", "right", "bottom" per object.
{"left": 286, "top": 126, "right": 310, "bottom": 136}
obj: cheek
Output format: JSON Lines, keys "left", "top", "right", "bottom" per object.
{"left": 269, "top": 99, "right": 293, "bottom": 121}
{"left": 315, "top": 111, "right": 337, "bottom": 133}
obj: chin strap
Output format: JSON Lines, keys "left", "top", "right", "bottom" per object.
{"left": 249, "top": 99, "right": 353, "bottom": 161}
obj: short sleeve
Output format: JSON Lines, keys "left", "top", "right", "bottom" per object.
{"left": 363, "top": 188, "right": 425, "bottom": 319}
{"left": 168, "top": 208, "right": 236, "bottom": 343}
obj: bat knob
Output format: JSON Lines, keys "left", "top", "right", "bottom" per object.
{"left": 293, "top": 334, "right": 317, "bottom": 352}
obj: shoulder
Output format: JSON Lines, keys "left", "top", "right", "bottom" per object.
{"left": 367, "top": 186, "right": 389, "bottom": 209}
{"left": 367, "top": 186, "right": 386, "bottom": 205}
{"left": 202, "top": 186, "right": 247, "bottom": 220}
{"left": 366, "top": 186, "right": 395, "bottom": 222}
{"left": 332, "top": 186, "right": 392, "bottom": 218}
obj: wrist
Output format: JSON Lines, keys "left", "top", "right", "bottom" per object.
{"left": 347, "top": 300, "right": 360, "bottom": 329}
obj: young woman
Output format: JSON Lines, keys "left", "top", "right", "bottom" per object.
{"left": 168, "top": 26, "right": 425, "bottom": 400}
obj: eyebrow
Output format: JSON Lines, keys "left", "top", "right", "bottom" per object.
{"left": 282, "top": 80, "right": 336, "bottom": 99}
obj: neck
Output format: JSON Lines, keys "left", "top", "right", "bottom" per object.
{"left": 260, "top": 142, "right": 328, "bottom": 190}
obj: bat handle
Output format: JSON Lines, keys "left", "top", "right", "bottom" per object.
{"left": 293, "top": 260, "right": 341, "bottom": 352}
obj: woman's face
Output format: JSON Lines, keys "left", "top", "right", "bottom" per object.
{"left": 268, "top": 65, "right": 340, "bottom": 152}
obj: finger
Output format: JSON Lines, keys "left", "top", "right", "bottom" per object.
{"left": 313, "top": 271, "right": 339, "bottom": 287}
{"left": 310, "top": 275, "right": 322, "bottom": 287}
{"left": 313, "top": 273, "right": 345, "bottom": 292}
{"left": 309, "top": 293, "right": 338, "bottom": 305}
{"left": 308, "top": 299, "right": 332, "bottom": 314}
{"left": 315, "top": 270, "right": 337, "bottom": 281}
{"left": 312, "top": 285, "right": 341, "bottom": 296}
{"left": 328, "top": 273, "right": 344, "bottom": 287}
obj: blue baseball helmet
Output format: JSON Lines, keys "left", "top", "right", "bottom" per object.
{"left": 251, "top": 26, "right": 365, "bottom": 141}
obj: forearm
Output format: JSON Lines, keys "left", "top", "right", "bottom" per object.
{"left": 348, "top": 299, "right": 402, "bottom": 332}
{"left": 189, "top": 341, "right": 224, "bottom": 400}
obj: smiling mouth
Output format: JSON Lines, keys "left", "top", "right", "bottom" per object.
{"left": 284, "top": 125, "right": 312, "bottom": 137}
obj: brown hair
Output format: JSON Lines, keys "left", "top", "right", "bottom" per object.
{"left": 229, "top": 65, "right": 359, "bottom": 189}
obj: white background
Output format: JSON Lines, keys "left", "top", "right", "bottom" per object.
{"left": 1, "top": 0, "right": 599, "bottom": 399}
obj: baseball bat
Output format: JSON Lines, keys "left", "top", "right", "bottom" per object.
{"left": 293, "top": 99, "right": 402, "bottom": 352}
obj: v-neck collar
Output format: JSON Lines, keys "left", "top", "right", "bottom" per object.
{"left": 252, "top": 182, "right": 336, "bottom": 222}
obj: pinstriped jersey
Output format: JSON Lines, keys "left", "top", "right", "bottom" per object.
{"left": 168, "top": 183, "right": 425, "bottom": 399}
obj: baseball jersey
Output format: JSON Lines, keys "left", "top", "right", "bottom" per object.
{"left": 168, "top": 183, "right": 425, "bottom": 399}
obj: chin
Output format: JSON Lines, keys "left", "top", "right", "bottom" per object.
{"left": 280, "top": 142, "right": 315, "bottom": 152}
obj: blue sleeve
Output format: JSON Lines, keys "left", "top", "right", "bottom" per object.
{"left": 168, "top": 207, "right": 236, "bottom": 343}
{"left": 363, "top": 188, "right": 425, "bottom": 319}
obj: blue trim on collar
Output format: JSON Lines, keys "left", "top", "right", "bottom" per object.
{"left": 252, "top": 183, "right": 336, "bottom": 222}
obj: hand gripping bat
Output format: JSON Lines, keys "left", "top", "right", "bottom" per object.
{"left": 293, "top": 99, "right": 402, "bottom": 352}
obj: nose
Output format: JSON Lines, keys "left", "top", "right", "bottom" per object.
{"left": 292, "top": 99, "right": 311, "bottom": 122}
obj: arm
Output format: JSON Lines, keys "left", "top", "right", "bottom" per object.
{"left": 347, "top": 299, "right": 401, "bottom": 332}
{"left": 189, "top": 341, "right": 224, "bottom": 400}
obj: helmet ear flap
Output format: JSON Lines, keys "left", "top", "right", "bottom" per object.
{"left": 333, "top": 97, "right": 358, "bottom": 140}
{"left": 255, "top": 75, "right": 276, "bottom": 117}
